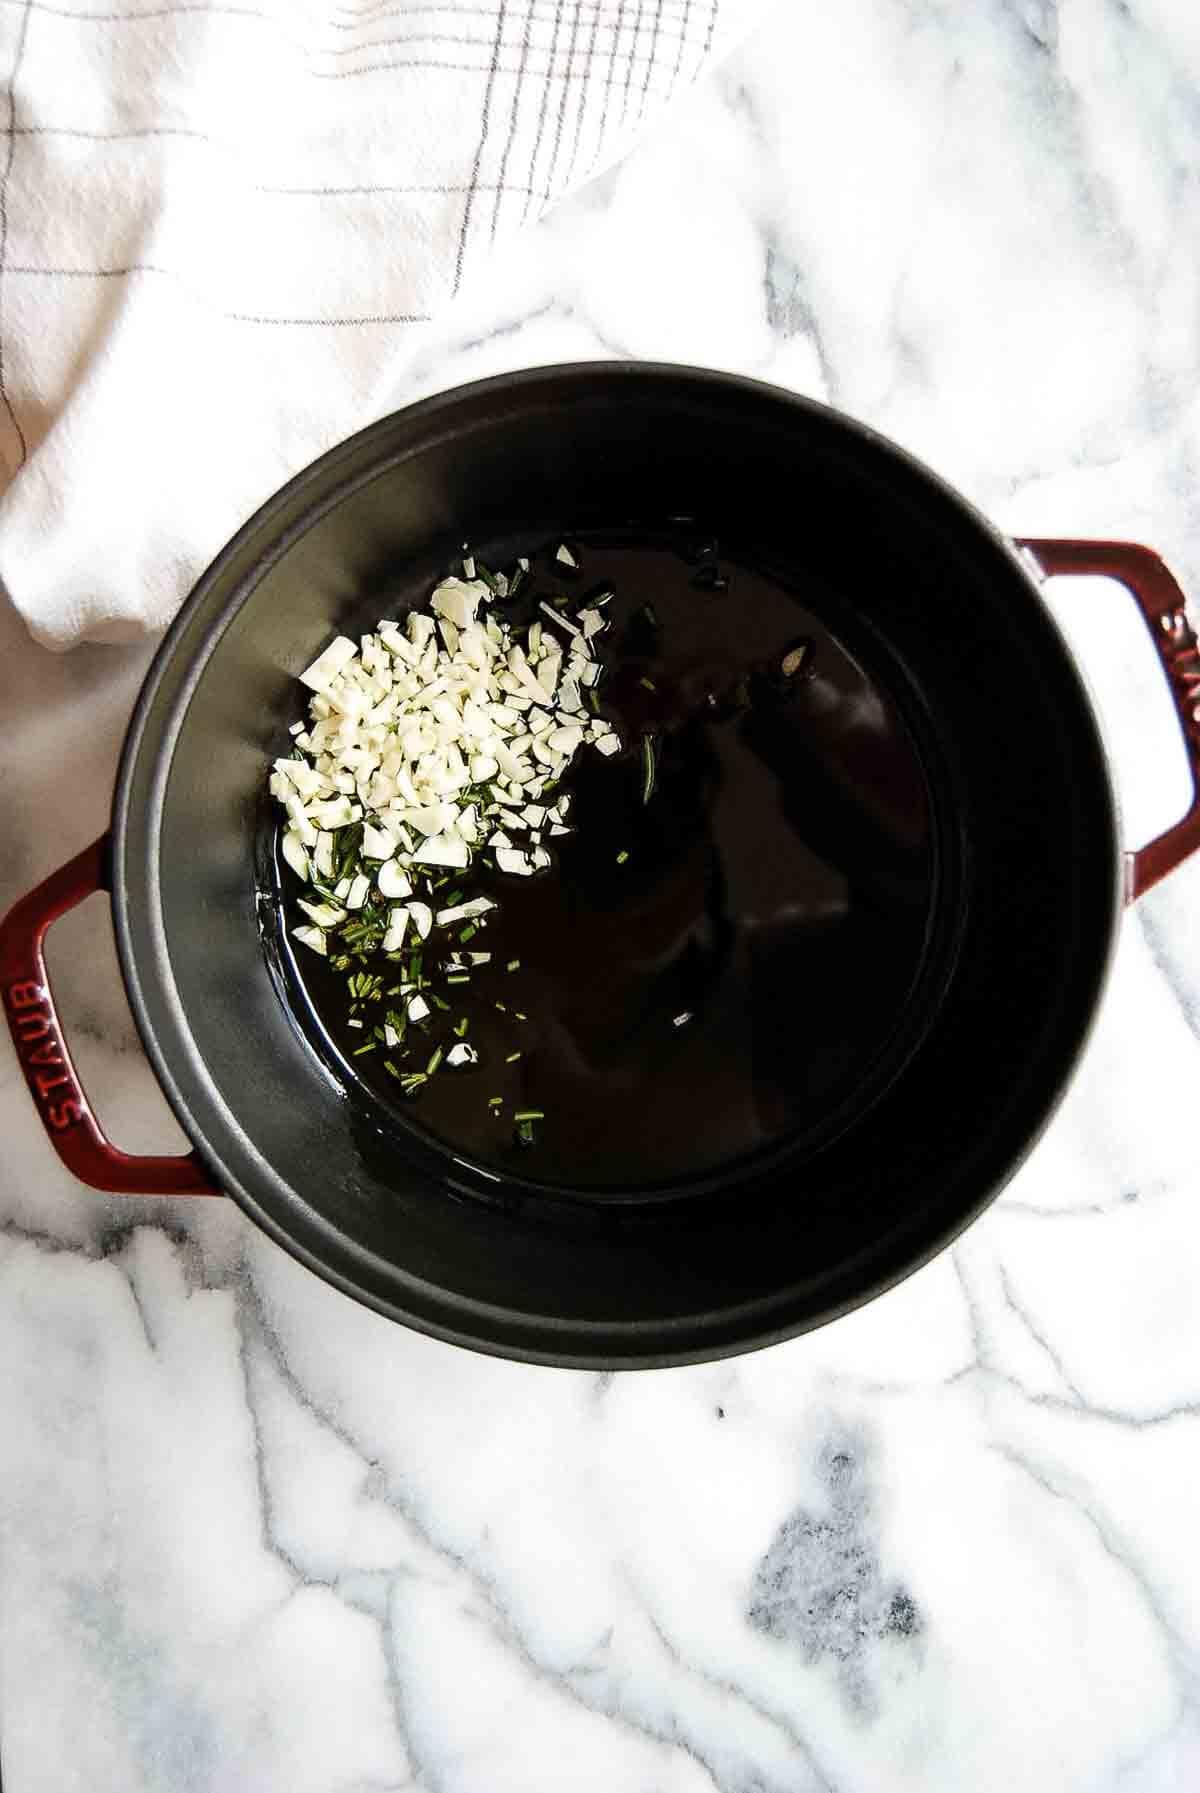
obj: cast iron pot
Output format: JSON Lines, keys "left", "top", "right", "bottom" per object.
{"left": 4, "top": 365, "right": 1199, "bottom": 1368}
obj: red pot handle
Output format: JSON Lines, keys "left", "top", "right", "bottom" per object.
{"left": 0, "top": 835, "right": 218, "bottom": 1195}
{"left": 1018, "top": 538, "right": 1200, "bottom": 903}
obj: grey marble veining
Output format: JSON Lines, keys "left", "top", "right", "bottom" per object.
{"left": 4, "top": 3, "right": 1200, "bottom": 1789}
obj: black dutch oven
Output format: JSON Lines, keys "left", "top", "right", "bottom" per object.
{"left": 4, "top": 365, "right": 1198, "bottom": 1367}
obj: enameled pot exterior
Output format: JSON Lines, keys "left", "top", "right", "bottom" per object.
{"left": 3, "top": 367, "right": 1198, "bottom": 1366}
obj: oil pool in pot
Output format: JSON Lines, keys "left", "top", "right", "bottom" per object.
{"left": 272, "top": 530, "right": 937, "bottom": 1193}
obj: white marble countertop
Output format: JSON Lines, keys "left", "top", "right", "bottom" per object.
{"left": 4, "top": 4, "right": 1200, "bottom": 1789}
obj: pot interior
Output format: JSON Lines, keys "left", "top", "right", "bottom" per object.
{"left": 114, "top": 367, "right": 1120, "bottom": 1365}
{"left": 267, "top": 522, "right": 950, "bottom": 1199}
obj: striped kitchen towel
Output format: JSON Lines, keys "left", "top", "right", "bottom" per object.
{"left": 0, "top": 0, "right": 762, "bottom": 647}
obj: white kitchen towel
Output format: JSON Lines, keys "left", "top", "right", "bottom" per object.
{"left": 0, "top": 0, "right": 760, "bottom": 649}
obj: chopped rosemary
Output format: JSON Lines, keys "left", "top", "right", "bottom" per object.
{"left": 426, "top": 1045, "right": 444, "bottom": 1076}
{"left": 335, "top": 827, "right": 363, "bottom": 880}
{"left": 341, "top": 922, "right": 378, "bottom": 948}
{"left": 641, "top": 735, "right": 657, "bottom": 805}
